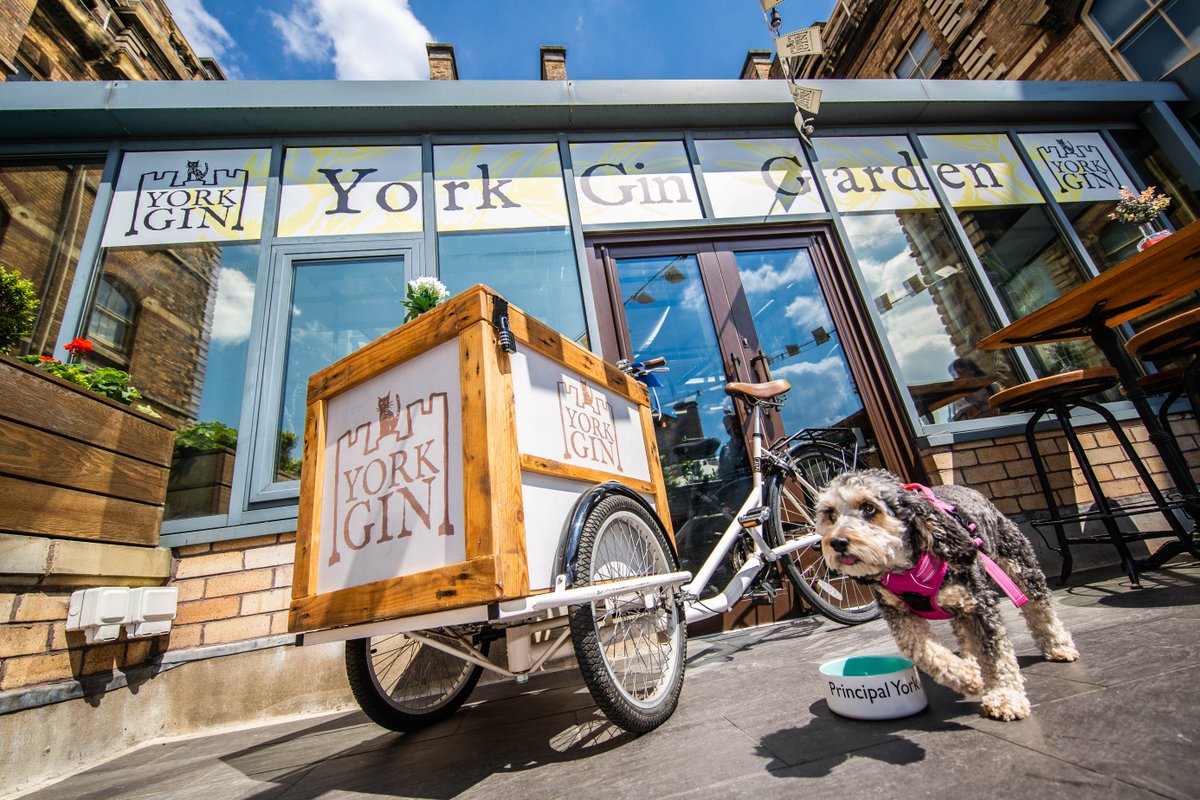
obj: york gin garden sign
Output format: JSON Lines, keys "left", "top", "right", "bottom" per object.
{"left": 100, "top": 133, "right": 1130, "bottom": 248}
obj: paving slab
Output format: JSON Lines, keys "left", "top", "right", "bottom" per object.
{"left": 9, "top": 558, "right": 1199, "bottom": 800}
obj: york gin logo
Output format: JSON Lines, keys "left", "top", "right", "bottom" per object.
{"left": 557, "top": 377, "right": 622, "bottom": 471}
{"left": 328, "top": 391, "right": 453, "bottom": 567}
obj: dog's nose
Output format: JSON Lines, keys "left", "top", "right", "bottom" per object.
{"left": 829, "top": 535, "right": 850, "bottom": 553}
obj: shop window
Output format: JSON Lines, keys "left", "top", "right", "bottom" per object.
{"left": 87, "top": 243, "right": 260, "bottom": 521}
{"left": 955, "top": 205, "right": 1114, "bottom": 384}
{"left": 846, "top": 210, "right": 1027, "bottom": 425}
{"left": 894, "top": 29, "right": 942, "bottom": 79}
{"left": 1087, "top": 0, "right": 1199, "bottom": 79}
{"left": 275, "top": 253, "right": 410, "bottom": 490}
{"left": 0, "top": 162, "right": 104, "bottom": 357}
{"left": 86, "top": 275, "right": 137, "bottom": 361}
{"left": 438, "top": 227, "right": 588, "bottom": 345}
{"left": 433, "top": 142, "right": 588, "bottom": 344}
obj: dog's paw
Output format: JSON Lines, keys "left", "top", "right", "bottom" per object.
{"left": 981, "top": 687, "right": 1031, "bottom": 721}
{"left": 1043, "top": 642, "right": 1079, "bottom": 662}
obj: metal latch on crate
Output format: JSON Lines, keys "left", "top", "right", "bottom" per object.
{"left": 492, "top": 296, "right": 517, "bottom": 354}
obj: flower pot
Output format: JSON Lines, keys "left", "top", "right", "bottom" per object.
{"left": 1137, "top": 222, "right": 1172, "bottom": 251}
{"left": 0, "top": 355, "right": 175, "bottom": 546}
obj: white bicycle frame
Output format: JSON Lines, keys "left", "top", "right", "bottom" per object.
{"left": 677, "top": 395, "right": 822, "bottom": 623}
{"left": 300, "top": 391, "right": 821, "bottom": 681}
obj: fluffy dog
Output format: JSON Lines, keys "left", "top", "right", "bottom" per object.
{"left": 815, "top": 469, "right": 1078, "bottom": 721}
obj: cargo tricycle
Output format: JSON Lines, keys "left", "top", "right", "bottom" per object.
{"left": 290, "top": 286, "right": 875, "bottom": 735}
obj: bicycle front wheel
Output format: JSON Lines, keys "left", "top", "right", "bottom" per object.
{"left": 568, "top": 494, "right": 686, "bottom": 734}
{"left": 766, "top": 444, "right": 879, "bottom": 625}
{"left": 345, "top": 629, "right": 487, "bottom": 732}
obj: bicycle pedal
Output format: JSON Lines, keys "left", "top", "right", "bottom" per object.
{"left": 738, "top": 506, "right": 771, "bottom": 529}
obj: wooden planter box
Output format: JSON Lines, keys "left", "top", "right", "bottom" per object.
{"left": 290, "top": 285, "right": 670, "bottom": 634}
{"left": 0, "top": 355, "right": 175, "bottom": 547}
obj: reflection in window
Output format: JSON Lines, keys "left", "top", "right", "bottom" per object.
{"left": 0, "top": 162, "right": 103, "bottom": 356}
{"left": 1058, "top": 201, "right": 1142, "bottom": 271}
{"left": 438, "top": 227, "right": 588, "bottom": 345}
{"left": 730, "top": 248, "right": 865, "bottom": 432}
{"left": 894, "top": 29, "right": 942, "bottom": 79}
{"left": 87, "top": 276, "right": 137, "bottom": 361}
{"left": 1111, "top": 126, "right": 1200, "bottom": 330}
{"left": 956, "top": 205, "right": 1114, "bottom": 381}
{"left": 87, "top": 244, "right": 260, "bottom": 520}
{"left": 845, "top": 211, "right": 1026, "bottom": 425}
{"left": 278, "top": 256, "right": 407, "bottom": 481}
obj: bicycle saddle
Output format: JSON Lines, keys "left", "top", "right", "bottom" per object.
{"left": 725, "top": 379, "right": 791, "bottom": 401}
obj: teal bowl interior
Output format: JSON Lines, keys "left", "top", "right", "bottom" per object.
{"left": 820, "top": 655, "right": 914, "bottom": 677}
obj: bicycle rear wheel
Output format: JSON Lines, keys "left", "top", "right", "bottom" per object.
{"left": 766, "top": 443, "right": 879, "bottom": 625}
{"left": 567, "top": 494, "right": 686, "bottom": 734}
{"left": 345, "top": 629, "right": 487, "bottom": 732}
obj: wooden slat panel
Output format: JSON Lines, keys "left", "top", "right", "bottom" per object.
{"left": 292, "top": 398, "right": 326, "bottom": 600}
{"left": 520, "top": 454, "right": 657, "bottom": 495}
{"left": 0, "top": 358, "right": 174, "bottom": 466}
{"left": 289, "top": 556, "right": 500, "bottom": 632}
{"left": 639, "top": 402, "right": 676, "bottom": 545}
{"left": 0, "top": 474, "right": 162, "bottom": 546}
{"left": 511, "top": 307, "right": 651, "bottom": 406}
{"left": 460, "top": 320, "right": 529, "bottom": 596}
{"left": 0, "top": 418, "right": 168, "bottom": 504}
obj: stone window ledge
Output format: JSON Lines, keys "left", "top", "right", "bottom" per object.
{"left": 0, "top": 533, "right": 171, "bottom": 587}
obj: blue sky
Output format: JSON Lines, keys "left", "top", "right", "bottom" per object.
{"left": 165, "top": 0, "right": 837, "bottom": 81}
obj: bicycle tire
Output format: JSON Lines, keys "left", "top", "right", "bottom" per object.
{"left": 766, "top": 442, "right": 880, "bottom": 625}
{"left": 567, "top": 494, "right": 687, "bottom": 734}
{"left": 345, "top": 630, "right": 487, "bottom": 732}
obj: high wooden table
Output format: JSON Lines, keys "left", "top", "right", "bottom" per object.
{"left": 978, "top": 219, "right": 1200, "bottom": 566}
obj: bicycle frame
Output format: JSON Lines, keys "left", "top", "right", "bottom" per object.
{"left": 679, "top": 395, "right": 822, "bottom": 623}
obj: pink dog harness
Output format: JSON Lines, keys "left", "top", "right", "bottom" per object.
{"left": 878, "top": 484, "right": 1029, "bottom": 620}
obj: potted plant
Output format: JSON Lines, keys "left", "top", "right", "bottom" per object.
{"left": 0, "top": 265, "right": 175, "bottom": 547}
{"left": 1109, "top": 185, "right": 1173, "bottom": 251}
{"left": 402, "top": 276, "right": 450, "bottom": 322}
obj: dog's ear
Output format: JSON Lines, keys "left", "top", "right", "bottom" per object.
{"left": 880, "top": 478, "right": 937, "bottom": 555}
{"left": 891, "top": 481, "right": 978, "bottom": 565}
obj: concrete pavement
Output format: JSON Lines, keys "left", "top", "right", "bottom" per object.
{"left": 11, "top": 558, "right": 1200, "bottom": 800}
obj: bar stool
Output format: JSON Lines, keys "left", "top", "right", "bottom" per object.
{"left": 989, "top": 368, "right": 1190, "bottom": 588}
{"left": 1125, "top": 307, "right": 1200, "bottom": 433}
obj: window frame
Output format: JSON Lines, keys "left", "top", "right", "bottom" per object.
{"left": 1084, "top": 0, "right": 1200, "bottom": 80}
{"left": 245, "top": 237, "right": 425, "bottom": 509}
{"left": 893, "top": 28, "right": 943, "bottom": 80}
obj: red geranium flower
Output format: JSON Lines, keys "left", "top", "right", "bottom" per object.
{"left": 39, "top": 356, "right": 58, "bottom": 363}
{"left": 63, "top": 337, "right": 94, "bottom": 357}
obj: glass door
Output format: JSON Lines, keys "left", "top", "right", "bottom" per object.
{"left": 604, "top": 237, "right": 875, "bottom": 610}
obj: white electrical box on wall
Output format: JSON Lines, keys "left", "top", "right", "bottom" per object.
{"left": 66, "top": 586, "right": 179, "bottom": 642}
{"left": 66, "top": 587, "right": 130, "bottom": 644}
{"left": 125, "top": 587, "right": 179, "bottom": 638}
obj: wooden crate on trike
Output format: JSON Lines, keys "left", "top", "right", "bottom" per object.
{"left": 289, "top": 285, "right": 876, "bottom": 735}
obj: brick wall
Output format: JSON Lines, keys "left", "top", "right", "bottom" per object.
{"left": 0, "top": 532, "right": 295, "bottom": 693}
{"left": 924, "top": 414, "right": 1200, "bottom": 519}
{"left": 0, "top": 0, "right": 36, "bottom": 68}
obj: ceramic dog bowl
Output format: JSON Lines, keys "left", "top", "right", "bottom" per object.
{"left": 820, "top": 655, "right": 927, "bottom": 720}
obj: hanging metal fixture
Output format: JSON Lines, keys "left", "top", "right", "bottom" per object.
{"left": 759, "top": 0, "right": 825, "bottom": 142}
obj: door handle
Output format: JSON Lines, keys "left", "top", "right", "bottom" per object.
{"left": 727, "top": 351, "right": 743, "bottom": 383}
{"left": 750, "top": 350, "right": 771, "bottom": 383}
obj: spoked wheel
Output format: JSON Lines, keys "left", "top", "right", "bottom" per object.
{"left": 567, "top": 494, "right": 687, "bottom": 734}
{"left": 767, "top": 444, "right": 879, "bottom": 625}
{"left": 345, "top": 629, "right": 488, "bottom": 732}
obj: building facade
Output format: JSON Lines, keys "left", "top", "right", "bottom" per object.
{"left": 2, "top": 43, "right": 1200, "bottom": 792}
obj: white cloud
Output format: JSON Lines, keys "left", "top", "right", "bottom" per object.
{"left": 270, "top": 0, "right": 434, "bottom": 80}
{"left": 211, "top": 268, "right": 255, "bottom": 347}
{"left": 773, "top": 356, "right": 854, "bottom": 427}
{"left": 165, "top": 0, "right": 235, "bottom": 58}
